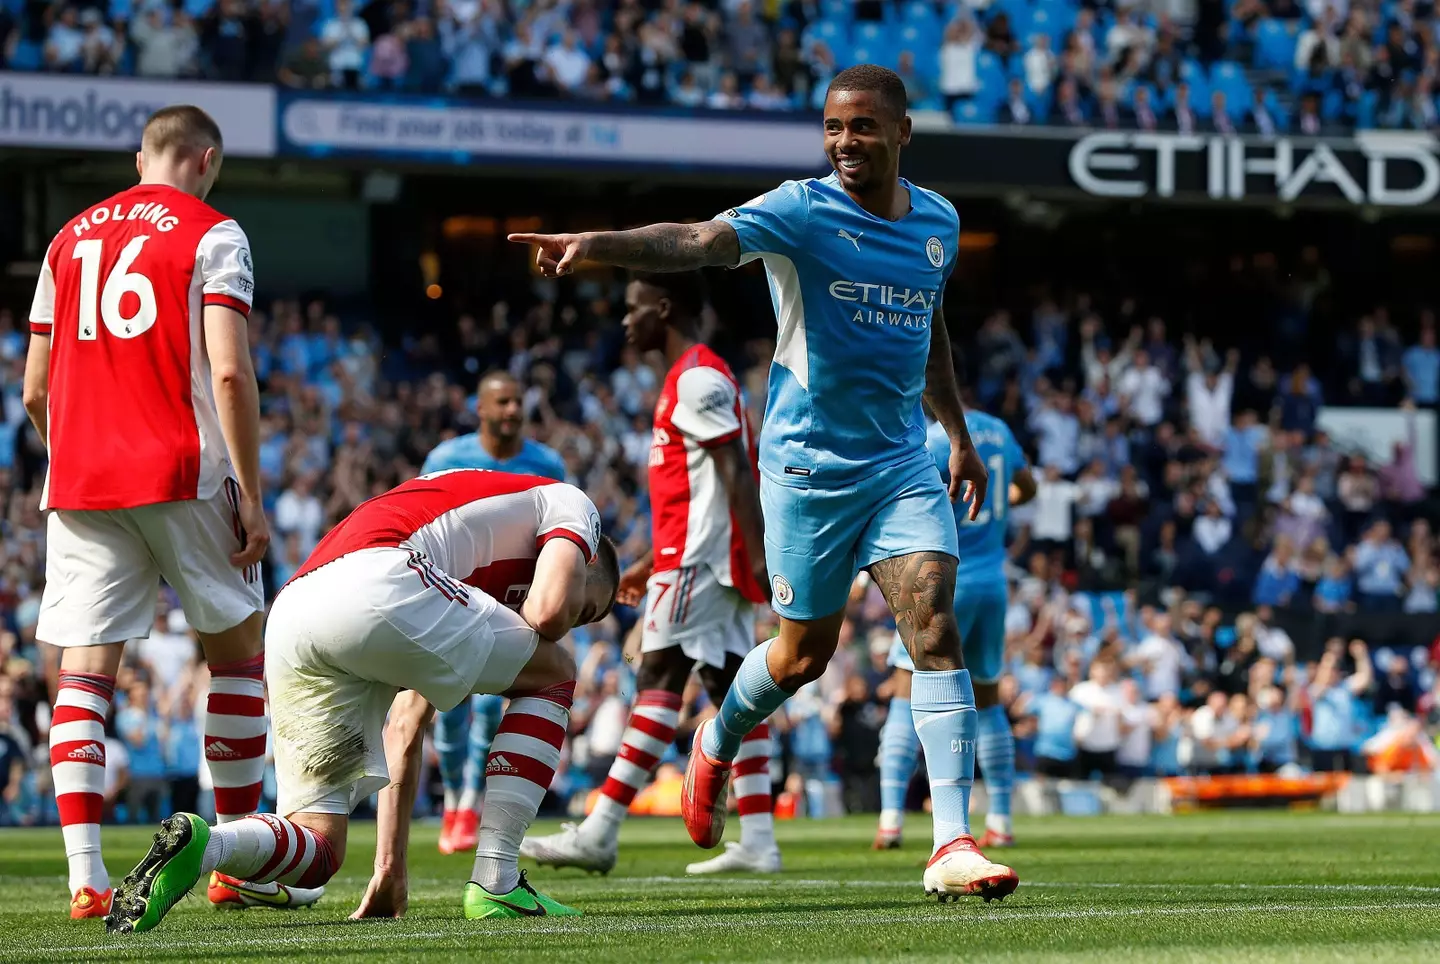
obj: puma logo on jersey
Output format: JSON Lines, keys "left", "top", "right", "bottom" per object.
{"left": 68, "top": 742, "right": 105, "bottom": 763}
{"left": 837, "top": 229, "right": 863, "bottom": 251}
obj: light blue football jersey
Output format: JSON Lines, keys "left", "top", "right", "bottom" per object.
{"left": 421, "top": 435, "right": 566, "bottom": 481}
{"left": 925, "top": 414, "right": 1026, "bottom": 589}
{"left": 718, "top": 173, "right": 960, "bottom": 487}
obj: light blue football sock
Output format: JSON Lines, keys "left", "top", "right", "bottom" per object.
{"left": 911, "top": 669, "right": 977, "bottom": 852}
{"left": 701, "top": 639, "right": 792, "bottom": 762}
{"left": 879, "top": 697, "right": 920, "bottom": 817}
{"left": 977, "top": 703, "right": 1015, "bottom": 823}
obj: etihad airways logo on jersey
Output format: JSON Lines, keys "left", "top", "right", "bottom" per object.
{"left": 829, "top": 281, "right": 936, "bottom": 329}
{"left": 74, "top": 200, "right": 180, "bottom": 236}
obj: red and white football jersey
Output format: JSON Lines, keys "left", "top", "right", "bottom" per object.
{"left": 29, "top": 184, "right": 254, "bottom": 511}
{"left": 292, "top": 469, "right": 602, "bottom": 608}
{"left": 648, "top": 344, "right": 764, "bottom": 604}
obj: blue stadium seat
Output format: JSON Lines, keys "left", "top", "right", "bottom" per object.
{"left": 994, "top": 0, "right": 1030, "bottom": 23}
{"left": 901, "top": 0, "right": 940, "bottom": 29}
{"left": 895, "top": 24, "right": 939, "bottom": 77}
{"left": 1026, "top": 6, "right": 1074, "bottom": 45}
{"left": 847, "top": 43, "right": 876, "bottom": 68}
{"left": 802, "top": 18, "right": 849, "bottom": 53}
{"left": 820, "top": 0, "right": 852, "bottom": 22}
{"left": 1356, "top": 89, "right": 1379, "bottom": 129}
{"left": 184, "top": 0, "right": 216, "bottom": 18}
{"left": 1002, "top": 8, "right": 1033, "bottom": 44}
{"left": 852, "top": 21, "right": 890, "bottom": 47}
{"left": 1321, "top": 88, "right": 1345, "bottom": 120}
{"left": 1210, "top": 60, "right": 1246, "bottom": 88}
{"left": 9, "top": 40, "right": 41, "bottom": 71}
{"left": 976, "top": 50, "right": 1007, "bottom": 97}
{"left": 1254, "top": 19, "right": 1297, "bottom": 70}
{"left": 1178, "top": 59, "right": 1212, "bottom": 103}
{"left": 953, "top": 99, "right": 995, "bottom": 124}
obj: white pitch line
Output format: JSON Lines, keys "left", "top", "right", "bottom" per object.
{"left": 454, "top": 875, "right": 1440, "bottom": 894}
{"left": 13, "top": 900, "right": 1440, "bottom": 958}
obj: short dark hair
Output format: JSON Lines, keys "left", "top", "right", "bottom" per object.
{"left": 629, "top": 271, "right": 707, "bottom": 321}
{"left": 590, "top": 536, "right": 621, "bottom": 619}
{"left": 827, "top": 64, "right": 908, "bottom": 119}
{"left": 142, "top": 105, "right": 224, "bottom": 156}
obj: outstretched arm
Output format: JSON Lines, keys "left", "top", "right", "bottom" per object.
{"left": 509, "top": 221, "right": 741, "bottom": 277}
{"left": 925, "top": 305, "right": 986, "bottom": 518}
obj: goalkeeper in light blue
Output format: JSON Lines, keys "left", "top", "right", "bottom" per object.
{"left": 510, "top": 63, "right": 1018, "bottom": 902}
{"left": 877, "top": 415, "right": 1036, "bottom": 852}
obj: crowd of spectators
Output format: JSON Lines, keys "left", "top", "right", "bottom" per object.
{"left": 0, "top": 233, "right": 1439, "bottom": 825}
{"left": 3, "top": 0, "right": 1440, "bottom": 131}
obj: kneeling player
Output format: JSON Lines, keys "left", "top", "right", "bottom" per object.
{"left": 104, "top": 470, "right": 619, "bottom": 934}
{"left": 875, "top": 413, "right": 1035, "bottom": 850}
{"left": 522, "top": 273, "right": 777, "bottom": 875}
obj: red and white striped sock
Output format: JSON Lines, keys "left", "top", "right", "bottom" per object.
{"left": 205, "top": 653, "right": 267, "bottom": 823}
{"left": 204, "top": 813, "right": 337, "bottom": 888}
{"left": 50, "top": 671, "right": 115, "bottom": 895}
{"left": 472, "top": 681, "right": 573, "bottom": 894}
{"left": 584, "top": 689, "right": 682, "bottom": 843}
{"left": 734, "top": 723, "right": 776, "bottom": 851}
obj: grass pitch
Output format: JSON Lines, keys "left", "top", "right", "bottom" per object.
{"left": 4, "top": 811, "right": 1440, "bottom": 962}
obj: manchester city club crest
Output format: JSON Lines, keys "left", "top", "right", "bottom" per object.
{"left": 772, "top": 575, "right": 794, "bottom": 606}
{"left": 925, "top": 236, "right": 944, "bottom": 268}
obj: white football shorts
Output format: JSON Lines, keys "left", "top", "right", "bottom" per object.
{"left": 640, "top": 564, "right": 755, "bottom": 670}
{"left": 37, "top": 482, "right": 264, "bottom": 646}
{"left": 264, "top": 546, "right": 538, "bottom": 816}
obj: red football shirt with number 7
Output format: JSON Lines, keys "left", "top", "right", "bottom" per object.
{"left": 28, "top": 183, "right": 254, "bottom": 511}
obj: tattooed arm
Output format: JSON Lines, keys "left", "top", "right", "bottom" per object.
{"left": 508, "top": 221, "right": 741, "bottom": 276}
{"left": 925, "top": 305, "right": 988, "bottom": 518}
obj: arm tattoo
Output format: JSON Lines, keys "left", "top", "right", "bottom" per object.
{"left": 923, "top": 306, "right": 973, "bottom": 447}
{"left": 868, "top": 551, "right": 962, "bottom": 671}
{"left": 585, "top": 221, "right": 741, "bottom": 272}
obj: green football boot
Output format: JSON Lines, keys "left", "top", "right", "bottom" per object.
{"left": 463, "top": 871, "right": 581, "bottom": 919}
{"left": 105, "top": 813, "right": 211, "bottom": 934}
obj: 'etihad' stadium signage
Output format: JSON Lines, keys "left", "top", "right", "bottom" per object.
{"left": 1067, "top": 131, "right": 1440, "bottom": 206}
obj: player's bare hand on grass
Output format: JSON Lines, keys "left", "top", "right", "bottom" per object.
{"left": 232, "top": 495, "right": 270, "bottom": 569}
{"left": 616, "top": 559, "right": 651, "bottom": 608}
{"left": 509, "top": 232, "right": 591, "bottom": 277}
{"left": 951, "top": 444, "right": 989, "bottom": 521}
{"left": 350, "top": 870, "right": 407, "bottom": 919}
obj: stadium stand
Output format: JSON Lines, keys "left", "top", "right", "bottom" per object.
{"left": 1, "top": 0, "right": 1437, "bottom": 131}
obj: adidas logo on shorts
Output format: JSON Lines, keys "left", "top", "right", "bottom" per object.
{"left": 486, "top": 754, "right": 520, "bottom": 777}
{"left": 68, "top": 742, "right": 105, "bottom": 763}
{"left": 206, "top": 740, "right": 243, "bottom": 760}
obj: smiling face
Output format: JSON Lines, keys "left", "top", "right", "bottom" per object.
{"left": 823, "top": 87, "right": 910, "bottom": 197}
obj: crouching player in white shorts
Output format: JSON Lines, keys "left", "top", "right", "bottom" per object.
{"left": 522, "top": 272, "right": 779, "bottom": 876}
{"left": 104, "top": 469, "right": 621, "bottom": 934}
